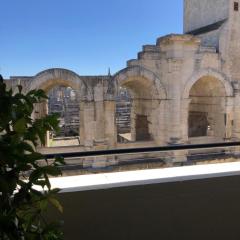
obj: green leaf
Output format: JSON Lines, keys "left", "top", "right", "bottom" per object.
{"left": 39, "top": 198, "right": 49, "bottom": 211}
{"left": 49, "top": 188, "right": 61, "bottom": 194}
{"left": 13, "top": 118, "right": 27, "bottom": 133}
{"left": 44, "top": 173, "right": 51, "bottom": 190}
{"left": 29, "top": 168, "right": 44, "bottom": 184}
{"left": 30, "top": 188, "right": 43, "bottom": 197}
{"left": 0, "top": 79, "right": 64, "bottom": 238}
{"left": 34, "top": 180, "right": 48, "bottom": 188}
{"left": 17, "top": 164, "right": 32, "bottom": 172}
{"left": 43, "top": 166, "right": 62, "bottom": 177}
{"left": 48, "top": 197, "right": 63, "bottom": 213}
{"left": 26, "top": 152, "right": 43, "bottom": 162}
{"left": 18, "top": 142, "right": 35, "bottom": 153}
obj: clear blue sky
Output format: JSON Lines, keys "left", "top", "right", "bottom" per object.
{"left": 0, "top": 0, "right": 183, "bottom": 78}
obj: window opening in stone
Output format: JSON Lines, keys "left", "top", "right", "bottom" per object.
{"left": 135, "top": 114, "right": 151, "bottom": 141}
{"left": 48, "top": 85, "right": 80, "bottom": 147}
{"left": 188, "top": 76, "right": 226, "bottom": 142}
{"left": 189, "top": 111, "right": 209, "bottom": 137}
{"left": 234, "top": 2, "right": 239, "bottom": 11}
{"left": 116, "top": 87, "right": 132, "bottom": 143}
{"left": 116, "top": 87, "right": 152, "bottom": 143}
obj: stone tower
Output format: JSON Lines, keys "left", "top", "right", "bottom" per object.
{"left": 184, "top": 0, "right": 229, "bottom": 36}
{"left": 184, "top": 0, "right": 240, "bottom": 81}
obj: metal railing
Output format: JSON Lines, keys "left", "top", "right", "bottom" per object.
{"left": 44, "top": 141, "right": 240, "bottom": 159}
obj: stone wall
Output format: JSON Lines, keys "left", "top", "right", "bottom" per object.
{"left": 184, "top": 0, "right": 229, "bottom": 33}
{"left": 4, "top": 0, "right": 240, "bottom": 164}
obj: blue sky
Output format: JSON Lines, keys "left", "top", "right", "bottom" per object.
{"left": 0, "top": 0, "right": 183, "bottom": 78}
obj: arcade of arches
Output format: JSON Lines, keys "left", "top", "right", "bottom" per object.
{"left": 5, "top": 34, "right": 240, "bottom": 164}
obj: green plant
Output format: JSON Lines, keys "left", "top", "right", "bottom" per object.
{"left": 0, "top": 75, "right": 65, "bottom": 240}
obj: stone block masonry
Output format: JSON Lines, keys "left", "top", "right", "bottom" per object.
{"left": 5, "top": 0, "right": 240, "bottom": 164}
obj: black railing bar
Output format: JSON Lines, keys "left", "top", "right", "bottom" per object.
{"left": 51, "top": 148, "right": 229, "bottom": 162}
{"left": 44, "top": 141, "right": 240, "bottom": 159}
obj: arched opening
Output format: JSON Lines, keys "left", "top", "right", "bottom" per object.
{"left": 114, "top": 66, "right": 167, "bottom": 145}
{"left": 30, "top": 69, "right": 82, "bottom": 147}
{"left": 116, "top": 78, "right": 156, "bottom": 143}
{"left": 116, "top": 87, "right": 133, "bottom": 142}
{"left": 48, "top": 85, "right": 80, "bottom": 147}
{"left": 188, "top": 76, "right": 227, "bottom": 142}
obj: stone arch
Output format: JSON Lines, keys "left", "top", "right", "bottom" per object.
{"left": 30, "top": 68, "right": 83, "bottom": 147}
{"left": 29, "top": 68, "right": 81, "bottom": 92}
{"left": 183, "top": 68, "right": 233, "bottom": 99}
{"left": 114, "top": 66, "right": 167, "bottom": 100}
{"left": 184, "top": 68, "right": 234, "bottom": 142}
{"left": 113, "top": 66, "right": 167, "bottom": 143}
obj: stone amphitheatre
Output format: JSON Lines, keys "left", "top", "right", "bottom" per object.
{"left": 4, "top": 0, "right": 240, "bottom": 165}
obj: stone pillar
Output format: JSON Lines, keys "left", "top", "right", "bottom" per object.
{"left": 104, "top": 100, "right": 117, "bottom": 148}
{"left": 79, "top": 101, "right": 85, "bottom": 145}
{"left": 130, "top": 99, "right": 137, "bottom": 141}
{"left": 225, "top": 97, "right": 234, "bottom": 140}
{"left": 167, "top": 99, "right": 183, "bottom": 143}
{"left": 165, "top": 98, "right": 188, "bottom": 164}
{"left": 166, "top": 59, "right": 184, "bottom": 144}
{"left": 82, "top": 102, "right": 95, "bottom": 148}
{"left": 155, "top": 100, "right": 167, "bottom": 145}
{"left": 230, "top": 85, "right": 240, "bottom": 155}
{"left": 93, "top": 84, "right": 105, "bottom": 143}
{"left": 95, "top": 101, "right": 105, "bottom": 142}
{"left": 232, "top": 86, "right": 240, "bottom": 140}
{"left": 181, "top": 98, "right": 191, "bottom": 143}
{"left": 33, "top": 102, "right": 48, "bottom": 120}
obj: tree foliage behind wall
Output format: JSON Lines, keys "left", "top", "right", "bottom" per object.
{"left": 0, "top": 75, "right": 65, "bottom": 240}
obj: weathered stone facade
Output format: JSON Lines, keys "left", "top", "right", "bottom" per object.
{"left": 5, "top": 0, "right": 240, "bottom": 163}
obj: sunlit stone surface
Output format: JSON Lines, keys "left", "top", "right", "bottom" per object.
{"left": 4, "top": 0, "right": 240, "bottom": 165}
